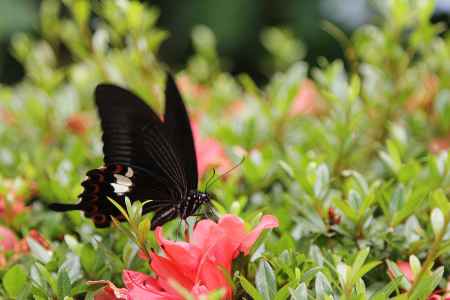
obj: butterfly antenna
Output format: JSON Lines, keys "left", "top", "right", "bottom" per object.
{"left": 207, "top": 156, "right": 246, "bottom": 188}
{"left": 176, "top": 219, "right": 183, "bottom": 241}
{"left": 204, "top": 168, "right": 216, "bottom": 192}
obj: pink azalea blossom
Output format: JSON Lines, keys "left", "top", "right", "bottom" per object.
{"left": 429, "top": 135, "right": 450, "bottom": 154}
{"left": 0, "top": 179, "right": 34, "bottom": 224}
{"left": 388, "top": 260, "right": 450, "bottom": 299}
{"left": 0, "top": 226, "right": 19, "bottom": 268}
{"left": 177, "top": 75, "right": 209, "bottom": 99}
{"left": 0, "top": 196, "right": 27, "bottom": 223}
{"left": 191, "top": 121, "right": 232, "bottom": 178}
{"left": 405, "top": 74, "right": 439, "bottom": 112}
{"left": 0, "top": 226, "right": 18, "bottom": 252}
{"left": 289, "top": 80, "right": 324, "bottom": 117}
{"left": 92, "top": 214, "right": 279, "bottom": 300}
{"left": 0, "top": 226, "right": 51, "bottom": 268}
{"left": 66, "top": 112, "right": 92, "bottom": 136}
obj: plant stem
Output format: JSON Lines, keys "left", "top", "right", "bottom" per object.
{"left": 406, "top": 213, "right": 450, "bottom": 297}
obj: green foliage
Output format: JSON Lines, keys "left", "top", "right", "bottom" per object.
{"left": 0, "top": 0, "right": 449, "bottom": 299}
{"left": 3, "top": 264, "right": 28, "bottom": 298}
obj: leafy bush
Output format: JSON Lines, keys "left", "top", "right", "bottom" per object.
{"left": 0, "top": 0, "right": 449, "bottom": 299}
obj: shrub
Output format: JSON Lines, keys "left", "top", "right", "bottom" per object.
{"left": 0, "top": 0, "right": 449, "bottom": 299}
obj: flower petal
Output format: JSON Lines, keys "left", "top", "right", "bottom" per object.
{"left": 197, "top": 259, "right": 232, "bottom": 299}
{"left": 150, "top": 253, "right": 194, "bottom": 291}
{"left": 122, "top": 270, "right": 181, "bottom": 300}
{"left": 88, "top": 280, "right": 128, "bottom": 300}
{"left": 214, "top": 215, "right": 248, "bottom": 266}
{"left": 155, "top": 227, "right": 201, "bottom": 278}
{"left": 396, "top": 261, "right": 414, "bottom": 283}
{"left": 240, "top": 215, "right": 279, "bottom": 255}
{"left": 0, "top": 226, "right": 18, "bottom": 251}
{"left": 192, "top": 120, "right": 231, "bottom": 178}
{"left": 191, "top": 219, "right": 219, "bottom": 249}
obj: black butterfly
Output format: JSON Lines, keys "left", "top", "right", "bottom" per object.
{"left": 49, "top": 74, "right": 211, "bottom": 230}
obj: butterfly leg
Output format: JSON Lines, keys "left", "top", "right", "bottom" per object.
{"left": 183, "top": 219, "right": 190, "bottom": 242}
{"left": 205, "top": 203, "right": 218, "bottom": 221}
{"left": 175, "top": 218, "right": 183, "bottom": 241}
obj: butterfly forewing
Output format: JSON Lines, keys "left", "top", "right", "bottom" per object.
{"left": 95, "top": 84, "right": 161, "bottom": 166}
{"left": 163, "top": 75, "right": 198, "bottom": 190}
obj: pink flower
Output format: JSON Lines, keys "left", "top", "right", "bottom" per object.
{"left": 177, "top": 75, "right": 209, "bottom": 99}
{"left": 0, "top": 226, "right": 51, "bottom": 268}
{"left": 191, "top": 121, "right": 232, "bottom": 178}
{"left": 0, "top": 179, "right": 33, "bottom": 224}
{"left": 0, "top": 226, "right": 19, "bottom": 268}
{"left": 388, "top": 260, "right": 450, "bottom": 299}
{"left": 289, "top": 80, "right": 324, "bottom": 117}
{"left": 0, "top": 226, "right": 18, "bottom": 252}
{"left": 405, "top": 73, "right": 439, "bottom": 112}
{"left": 0, "top": 197, "right": 27, "bottom": 224}
{"left": 66, "top": 112, "right": 92, "bottom": 136}
{"left": 396, "top": 260, "right": 415, "bottom": 282}
{"left": 0, "top": 107, "right": 15, "bottom": 125}
{"left": 15, "top": 229, "right": 51, "bottom": 253}
{"left": 91, "top": 214, "right": 279, "bottom": 300}
{"left": 429, "top": 135, "right": 450, "bottom": 154}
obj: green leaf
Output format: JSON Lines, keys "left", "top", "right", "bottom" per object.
{"left": 386, "top": 260, "right": 411, "bottom": 290}
{"left": 431, "top": 189, "right": 450, "bottom": 214}
{"left": 256, "top": 260, "right": 277, "bottom": 300}
{"left": 381, "top": 139, "right": 402, "bottom": 173}
{"left": 349, "top": 74, "right": 361, "bottom": 102}
{"left": 239, "top": 275, "right": 264, "bottom": 300}
{"left": 314, "top": 164, "right": 329, "bottom": 199}
{"left": 27, "top": 237, "right": 52, "bottom": 263}
{"left": 354, "top": 261, "right": 381, "bottom": 283}
{"left": 352, "top": 247, "right": 370, "bottom": 275}
{"left": 409, "top": 255, "right": 421, "bottom": 278}
{"left": 80, "top": 244, "right": 96, "bottom": 274}
{"left": 302, "top": 267, "right": 322, "bottom": 284}
{"left": 392, "top": 187, "right": 427, "bottom": 226}
{"left": 108, "top": 197, "right": 130, "bottom": 223}
{"left": 205, "top": 289, "right": 226, "bottom": 300}
{"left": 57, "top": 269, "right": 71, "bottom": 299}
{"left": 289, "top": 282, "right": 308, "bottom": 300}
{"left": 72, "top": 0, "right": 90, "bottom": 26}
{"left": 3, "top": 265, "right": 28, "bottom": 297}
{"left": 279, "top": 160, "right": 294, "bottom": 178}
{"left": 275, "top": 282, "right": 294, "bottom": 300}
{"left": 333, "top": 197, "right": 358, "bottom": 222}
{"left": 370, "top": 278, "right": 401, "bottom": 300}
{"left": 35, "top": 262, "right": 57, "bottom": 294}
{"left": 431, "top": 208, "right": 444, "bottom": 237}
{"left": 138, "top": 218, "right": 150, "bottom": 244}
{"left": 342, "top": 169, "right": 369, "bottom": 195}
{"left": 409, "top": 267, "right": 444, "bottom": 300}
{"left": 314, "top": 272, "right": 332, "bottom": 300}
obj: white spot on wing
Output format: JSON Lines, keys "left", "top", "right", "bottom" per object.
{"left": 125, "top": 167, "right": 134, "bottom": 177}
{"left": 111, "top": 183, "right": 129, "bottom": 195}
{"left": 114, "top": 174, "right": 132, "bottom": 186}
